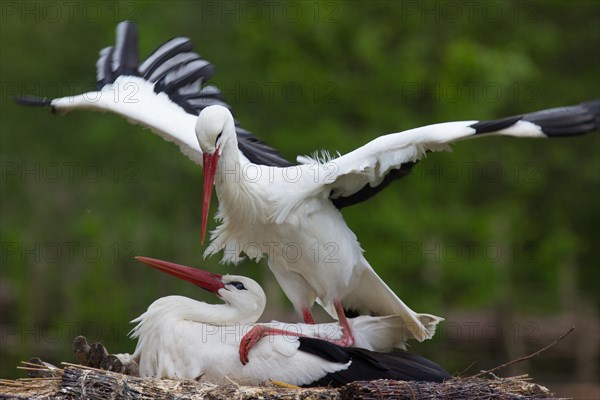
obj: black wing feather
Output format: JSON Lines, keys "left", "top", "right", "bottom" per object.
{"left": 176, "top": 97, "right": 231, "bottom": 114}
{"left": 179, "top": 84, "right": 223, "bottom": 99}
{"left": 155, "top": 59, "right": 215, "bottom": 95}
{"left": 96, "top": 46, "right": 115, "bottom": 89}
{"left": 139, "top": 37, "right": 194, "bottom": 79}
{"left": 96, "top": 47, "right": 112, "bottom": 86}
{"left": 470, "top": 115, "right": 522, "bottom": 134}
{"left": 471, "top": 100, "right": 600, "bottom": 137}
{"left": 145, "top": 52, "right": 201, "bottom": 83}
{"left": 112, "top": 21, "right": 139, "bottom": 78}
{"left": 522, "top": 100, "right": 599, "bottom": 136}
{"left": 332, "top": 162, "right": 416, "bottom": 209}
{"left": 298, "top": 337, "right": 450, "bottom": 387}
{"left": 14, "top": 95, "right": 53, "bottom": 107}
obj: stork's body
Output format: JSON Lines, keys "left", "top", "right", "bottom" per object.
{"left": 200, "top": 115, "right": 442, "bottom": 343}
{"left": 120, "top": 256, "right": 450, "bottom": 385}
{"left": 209, "top": 149, "right": 383, "bottom": 308}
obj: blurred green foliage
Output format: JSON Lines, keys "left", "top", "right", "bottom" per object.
{"left": 1, "top": 0, "right": 598, "bottom": 383}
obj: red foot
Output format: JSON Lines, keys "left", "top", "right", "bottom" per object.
{"left": 333, "top": 299, "right": 355, "bottom": 347}
{"left": 239, "top": 326, "right": 304, "bottom": 365}
{"left": 332, "top": 334, "right": 354, "bottom": 347}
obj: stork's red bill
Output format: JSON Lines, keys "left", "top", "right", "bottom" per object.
{"left": 201, "top": 150, "right": 220, "bottom": 244}
{"left": 135, "top": 256, "right": 224, "bottom": 293}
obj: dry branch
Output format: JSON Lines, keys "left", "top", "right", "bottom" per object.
{"left": 0, "top": 363, "right": 562, "bottom": 400}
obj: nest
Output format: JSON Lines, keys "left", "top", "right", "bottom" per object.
{"left": 1, "top": 328, "right": 574, "bottom": 399}
{"left": 0, "top": 362, "right": 560, "bottom": 400}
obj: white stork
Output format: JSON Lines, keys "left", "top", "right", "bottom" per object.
{"left": 113, "top": 255, "right": 450, "bottom": 385}
{"left": 134, "top": 256, "right": 424, "bottom": 364}
{"left": 193, "top": 99, "right": 598, "bottom": 350}
{"left": 18, "top": 22, "right": 600, "bottom": 349}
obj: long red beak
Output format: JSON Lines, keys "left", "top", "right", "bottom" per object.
{"left": 201, "top": 150, "right": 219, "bottom": 244}
{"left": 135, "top": 256, "right": 225, "bottom": 294}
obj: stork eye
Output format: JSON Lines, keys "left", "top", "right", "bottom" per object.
{"left": 215, "top": 132, "right": 222, "bottom": 145}
{"left": 230, "top": 281, "right": 246, "bottom": 291}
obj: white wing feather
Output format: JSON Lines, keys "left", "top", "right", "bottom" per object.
{"left": 51, "top": 76, "right": 203, "bottom": 165}
{"left": 314, "top": 120, "right": 544, "bottom": 197}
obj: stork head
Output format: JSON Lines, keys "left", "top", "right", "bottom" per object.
{"left": 195, "top": 105, "right": 236, "bottom": 244}
{"left": 195, "top": 105, "right": 234, "bottom": 154}
{"left": 135, "top": 256, "right": 266, "bottom": 321}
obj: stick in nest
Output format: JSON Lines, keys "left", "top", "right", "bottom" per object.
{"left": 473, "top": 325, "right": 575, "bottom": 378}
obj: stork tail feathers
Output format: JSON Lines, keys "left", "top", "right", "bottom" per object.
{"left": 343, "top": 268, "right": 443, "bottom": 342}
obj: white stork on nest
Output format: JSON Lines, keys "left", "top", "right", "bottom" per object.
{"left": 110, "top": 256, "right": 450, "bottom": 386}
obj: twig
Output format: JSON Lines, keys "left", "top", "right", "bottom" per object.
{"left": 473, "top": 326, "right": 575, "bottom": 378}
{"left": 16, "top": 366, "right": 49, "bottom": 372}
{"left": 457, "top": 360, "right": 477, "bottom": 376}
{"left": 0, "top": 380, "right": 22, "bottom": 386}
{"left": 224, "top": 375, "right": 241, "bottom": 387}
{"left": 19, "top": 361, "right": 51, "bottom": 369}
{"left": 61, "top": 361, "right": 105, "bottom": 372}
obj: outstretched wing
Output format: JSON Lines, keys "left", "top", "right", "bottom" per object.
{"left": 307, "top": 100, "right": 599, "bottom": 207}
{"left": 15, "top": 21, "right": 292, "bottom": 168}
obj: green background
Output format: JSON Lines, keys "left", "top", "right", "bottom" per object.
{"left": 1, "top": 0, "right": 598, "bottom": 395}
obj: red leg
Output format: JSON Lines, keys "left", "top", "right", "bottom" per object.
{"left": 239, "top": 325, "right": 305, "bottom": 365}
{"left": 332, "top": 299, "right": 355, "bottom": 347}
{"left": 302, "top": 307, "right": 315, "bottom": 324}
{"left": 240, "top": 302, "right": 354, "bottom": 365}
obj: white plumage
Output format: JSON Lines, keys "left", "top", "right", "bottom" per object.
{"left": 127, "top": 294, "right": 350, "bottom": 384}
{"left": 117, "top": 256, "right": 450, "bottom": 385}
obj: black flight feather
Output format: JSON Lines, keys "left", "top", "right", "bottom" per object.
{"left": 96, "top": 46, "right": 115, "bottom": 89}
{"left": 236, "top": 128, "right": 294, "bottom": 166}
{"left": 298, "top": 337, "right": 450, "bottom": 387}
{"left": 471, "top": 100, "right": 600, "bottom": 137}
{"left": 297, "top": 337, "right": 351, "bottom": 364}
{"left": 155, "top": 59, "right": 215, "bottom": 95}
{"left": 332, "top": 162, "right": 416, "bottom": 209}
{"left": 178, "top": 83, "right": 223, "bottom": 99}
{"left": 176, "top": 97, "right": 231, "bottom": 114}
{"left": 197, "top": 85, "right": 223, "bottom": 98}
{"left": 470, "top": 115, "right": 522, "bottom": 134}
{"left": 145, "top": 52, "right": 201, "bottom": 83}
{"left": 139, "top": 37, "right": 194, "bottom": 79}
{"left": 96, "top": 47, "right": 113, "bottom": 87}
{"left": 522, "top": 100, "right": 599, "bottom": 136}
{"left": 112, "top": 21, "right": 139, "bottom": 79}
{"left": 13, "top": 95, "right": 52, "bottom": 107}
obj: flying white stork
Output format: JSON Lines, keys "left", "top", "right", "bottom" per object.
{"left": 111, "top": 255, "right": 450, "bottom": 385}
{"left": 193, "top": 99, "right": 599, "bottom": 351}
{"left": 17, "top": 22, "right": 600, "bottom": 349}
